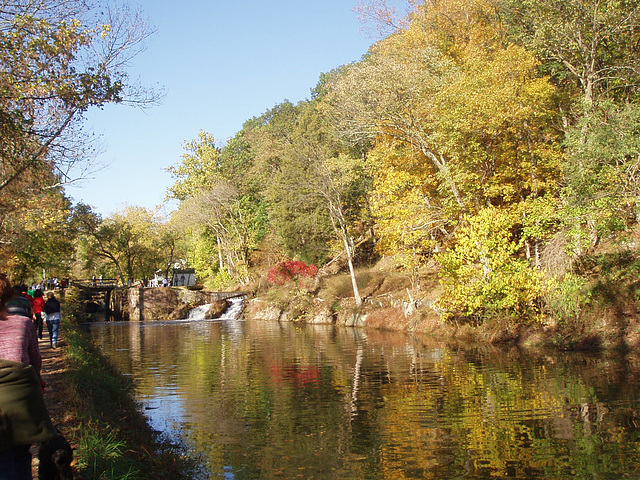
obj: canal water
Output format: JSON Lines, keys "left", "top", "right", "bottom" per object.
{"left": 87, "top": 303, "right": 640, "bottom": 479}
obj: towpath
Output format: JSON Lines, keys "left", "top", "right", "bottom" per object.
{"left": 31, "top": 332, "right": 73, "bottom": 477}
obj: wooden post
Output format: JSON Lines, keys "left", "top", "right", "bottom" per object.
{"left": 105, "top": 289, "right": 112, "bottom": 319}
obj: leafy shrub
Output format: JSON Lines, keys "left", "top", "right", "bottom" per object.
{"left": 435, "top": 206, "right": 546, "bottom": 324}
{"left": 544, "top": 272, "right": 591, "bottom": 325}
{"left": 267, "top": 260, "right": 318, "bottom": 286}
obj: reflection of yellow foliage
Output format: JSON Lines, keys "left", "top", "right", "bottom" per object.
{"left": 108, "top": 320, "right": 634, "bottom": 479}
{"left": 373, "top": 348, "right": 594, "bottom": 478}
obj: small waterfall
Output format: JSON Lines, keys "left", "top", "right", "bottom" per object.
{"left": 223, "top": 296, "right": 245, "bottom": 319}
{"left": 187, "top": 304, "right": 210, "bottom": 320}
{"left": 187, "top": 296, "right": 245, "bottom": 320}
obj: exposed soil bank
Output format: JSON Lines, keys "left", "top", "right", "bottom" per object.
{"left": 244, "top": 295, "right": 640, "bottom": 352}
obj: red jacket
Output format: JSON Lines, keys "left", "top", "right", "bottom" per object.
{"left": 32, "top": 297, "right": 45, "bottom": 315}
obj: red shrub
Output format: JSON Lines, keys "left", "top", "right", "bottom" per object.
{"left": 267, "top": 260, "right": 318, "bottom": 285}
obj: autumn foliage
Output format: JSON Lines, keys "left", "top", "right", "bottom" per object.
{"left": 267, "top": 261, "right": 318, "bottom": 285}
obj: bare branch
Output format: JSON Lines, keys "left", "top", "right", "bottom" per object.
{"left": 353, "top": 0, "right": 419, "bottom": 38}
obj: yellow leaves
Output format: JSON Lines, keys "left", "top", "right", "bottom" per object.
{"left": 0, "top": 13, "right": 93, "bottom": 107}
{"left": 324, "top": 153, "right": 365, "bottom": 191}
{"left": 410, "top": 0, "right": 506, "bottom": 58}
{"left": 20, "top": 192, "right": 70, "bottom": 233}
{"left": 437, "top": 43, "right": 551, "bottom": 137}
{"left": 328, "top": 0, "right": 564, "bottom": 316}
{"left": 368, "top": 145, "right": 444, "bottom": 270}
{"left": 356, "top": 0, "right": 562, "bottom": 210}
{"left": 435, "top": 206, "right": 547, "bottom": 322}
{"left": 167, "top": 131, "right": 222, "bottom": 201}
{"left": 101, "top": 24, "right": 112, "bottom": 39}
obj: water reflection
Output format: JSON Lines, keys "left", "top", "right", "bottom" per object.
{"left": 88, "top": 317, "right": 640, "bottom": 479}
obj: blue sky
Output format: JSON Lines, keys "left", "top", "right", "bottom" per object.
{"left": 68, "top": 0, "right": 377, "bottom": 216}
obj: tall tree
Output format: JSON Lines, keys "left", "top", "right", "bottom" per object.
{"left": 166, "top": 131, "right": 221, "bottom": 201}
{"left": 172, "top": 182, "right": 263, "bottom": 285}
{"left": 0, "top": 185, "right": 74, "bottom": 283}
{"left": 261, "top": 100, "right": 373, "bottom": 305}
{"left": 247, "top": 101, "right": 336, "bottom": 266}
{"left": 0, "top": 0, "right": 159, "bottom": 193}
{"left": 501, "top": 0, "right": 640, "bottom": 106}
{"left": 74, "top": 204, "right": 173, "bottom": 286}
{"left": 73, "top": 204, "right": 127, "bottom": 285}
{"left": 326, "top": 0, "right": 561, "bottom": 281}
{"left": 501, "top": 0, "right": 640, "bottom": 255}
{"left": 167, "top": 129, "right": 268, "bottom": 286}
{"left": 563, "top": 101, "right": 640, "bottom": 251}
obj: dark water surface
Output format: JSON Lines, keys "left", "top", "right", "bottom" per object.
{"left": 88, "top": 308, "right": 640, "bottom": 479}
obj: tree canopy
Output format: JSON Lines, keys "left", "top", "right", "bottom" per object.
{"left": 0, "top": 0, "right": 159, "bottom": 282}
{"left": 156, "top": 0, "right": 640, "bottom": 322}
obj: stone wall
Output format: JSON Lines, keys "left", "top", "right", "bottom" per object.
{"left": 244, "top": 298, "right": 368, "bottom": 327}
{"left": 127, "top": 287, "right": 235, "bottom": 321}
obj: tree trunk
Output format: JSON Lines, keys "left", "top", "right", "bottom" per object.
{"left": 342, "top": 231, "right": 362, "bottom": 307}
{"left": 216, "top": 234, "right": 224, "bottom": 272}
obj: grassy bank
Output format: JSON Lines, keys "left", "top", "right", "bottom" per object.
{"left": 56, "top": 288, "right": 193, "bottom": 480}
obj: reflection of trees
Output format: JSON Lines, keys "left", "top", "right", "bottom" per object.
{"left": 367, "top": 348, "right": 640, "bottom": 479}
{"left": 91, "top": 323, "right": 640, "bottom": 479}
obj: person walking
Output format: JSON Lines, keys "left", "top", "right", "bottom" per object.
{"left": 44, "top": 292, "right": 61, "bottom": 348}
{"left": 5, "top": 286, "right": 33, "bottom": 319}
{"left": 32, "top": 289, "right": 45, "bottom": 340}
{"left": 0, "top": 273, "right": 56, "bottom": 479}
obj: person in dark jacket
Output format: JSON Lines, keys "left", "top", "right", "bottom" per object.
{"left": 44, "top": 292, "right": 62, "bottom": 348}
{"left": 5, "top": 285, "right": 33, "bottom": 319}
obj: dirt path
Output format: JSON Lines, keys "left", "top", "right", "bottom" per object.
{"left": 39, "top": 333, "right": 70, "bottom": 425}
{"left": 31, "top": 329, "right": 75, "bottom": 477}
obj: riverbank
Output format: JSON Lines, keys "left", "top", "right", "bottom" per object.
{"left": 33, "top": 289, "right": 193, "bottom": 480}
{"left": 243, "top": 251, "right": 640, "bottom": 352}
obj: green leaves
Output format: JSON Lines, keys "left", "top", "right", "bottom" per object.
{"left": 45, "top": 0, "right": 638, "bottom": 325}
{"left": 166, "top": 131, "right": 221, "bottom": 201}
{"left": 561, "top": 101, "right": 640, "bottom": 250}
{"left": 501, "top": 0, "right": 640, "bottom": 104}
